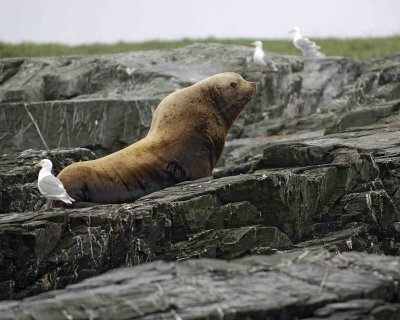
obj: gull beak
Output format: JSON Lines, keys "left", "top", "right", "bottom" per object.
{"left": 34, "top": 163, "right": 41, "bottom": 168}
{"left": 251, "top": 41, "right": 256, "bottom": 46}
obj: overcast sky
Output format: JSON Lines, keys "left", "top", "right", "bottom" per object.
{"left": 2, "top": 0, "right": 399, "bottom": 44}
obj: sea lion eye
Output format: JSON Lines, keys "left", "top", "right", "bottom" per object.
{"left": 230, "top": 82, "right": 238, "bottom": 88}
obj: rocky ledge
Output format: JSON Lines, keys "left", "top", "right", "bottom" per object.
{"left": 0, "top": 44, "right": 400, "bottom": 318}
{"left": 1, "top": 251, "right": 399, "bottom": 319}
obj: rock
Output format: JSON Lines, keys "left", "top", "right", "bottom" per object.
{"left": 1, "top": 127, "right": 400, "bottom": 300}
{"left": 0, "top": 250, "right": 399, "bottom": 320}
{"left": 325, "top": 99, "right": 400, "bottom": 134}
{"left": 0, "top": 99, "right": 159, "bottom": 156}
{"left": 1, "top": 44, "right": 400, "bottom": 315}
{"left": 308, "top": 299, "right": 400, "bottom": 320}
{"left": 1, "top": 44, "right": 395, "bottom": 155}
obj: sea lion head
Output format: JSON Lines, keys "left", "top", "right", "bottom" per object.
{"left": 203, "top": 72, "right": 256, "bottom": 127}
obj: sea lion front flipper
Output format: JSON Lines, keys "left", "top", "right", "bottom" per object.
{"left": 167, "top": 161, "right": 187, "bottom": 182}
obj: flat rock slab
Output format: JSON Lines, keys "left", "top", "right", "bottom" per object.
{"left": 0, "top": 250, "right": 399, "bottom": 320}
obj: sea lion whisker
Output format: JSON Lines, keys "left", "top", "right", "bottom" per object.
{"left": 217, "top": 91, "right": 251, "bottom": 115}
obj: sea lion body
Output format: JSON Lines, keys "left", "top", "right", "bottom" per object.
{"left": 54, "top": 72, "right": 256, "bottom": 207}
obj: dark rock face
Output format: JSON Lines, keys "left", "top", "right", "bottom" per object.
{"left": 1, "top": 44, "right": 400, "bottom": 318}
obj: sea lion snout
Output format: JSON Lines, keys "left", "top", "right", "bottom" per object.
{"left": 239, "top": 78, "right": 257, "bottom": 101}
{"left": 237, "top": 75, "right": 256, "bottom": 97}
{"left": 247, "top": 81, "right": 257, "bottom": 94}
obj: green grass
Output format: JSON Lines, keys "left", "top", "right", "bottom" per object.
{"left": 1, "top": 36, "right": 400, "bottom": 61}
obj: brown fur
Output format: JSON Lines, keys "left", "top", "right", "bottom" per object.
{"left": 51, "top": 72, "right": 256, "bottom": 207}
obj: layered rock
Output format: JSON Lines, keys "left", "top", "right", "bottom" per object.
{"left": 2, "top": 44, "right": 398, "bottom": 155}
{"left": 1, "top": 44, "right": 400, "bottom": 317}
{"left": 1, "top": 251, "right": 399, "bottom": 320}
{"left": 1, "top": 127, "right": 400, "bottom": 301}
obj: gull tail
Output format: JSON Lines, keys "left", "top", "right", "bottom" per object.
{"left": 61, "top": 192, "right": 76, "bottom": 204}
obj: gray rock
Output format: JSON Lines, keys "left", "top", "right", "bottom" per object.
{"left": 0, "top": 251, "right": 399, "bottom": 320}
{"left": 1, "top": 44, "right": 393, "bottom": 155}
{"left": 308, "top": 299, "right": 400, "bottom": 320}
{"left": 0, "top": 99, "right": 159, "bottom": 156}
{"left": 1, "top": 44, "right": 400, "bottom": 317}
{"left": 1, "top": 127, "right": 400, "bottom": 300}
{"left": 325, "top": 99, "right": 400, "bottom": 134}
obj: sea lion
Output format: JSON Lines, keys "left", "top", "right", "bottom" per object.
{"left": 50, "top": 72, "right": 256, "bottom": 208}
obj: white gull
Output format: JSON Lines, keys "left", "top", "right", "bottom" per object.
{"left": 289, "top": 27, "right": 324, "bottom": 58}
{"left": 35, "top": 159, "right": 75, "bottom": 206}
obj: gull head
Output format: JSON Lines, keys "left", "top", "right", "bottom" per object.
{"left": 289, "top": 27, "right": 300, "bottom": 34}
{"left": 34, "top": 159, "right": 53, "bottom": 170}
{"left": 251, "top": 41, "right": 263, "bottom": 48}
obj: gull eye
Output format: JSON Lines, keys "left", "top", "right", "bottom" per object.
{"left": 230, "top": 82, "right": 238, "bottom": 88}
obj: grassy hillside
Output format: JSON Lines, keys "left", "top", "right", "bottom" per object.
{"left": 1, "top": 36, "right": 399, "bottom": 61}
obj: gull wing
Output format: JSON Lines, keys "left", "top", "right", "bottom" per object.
{"left": 39, "top": 175, "right": 67, "bottom": 196}
{"left": 295, "top": 37, "right": 321, "bottom": 51}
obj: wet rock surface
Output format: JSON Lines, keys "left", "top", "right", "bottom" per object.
{"left": 1, "top": 44, "right": 400, "bottom": 318}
